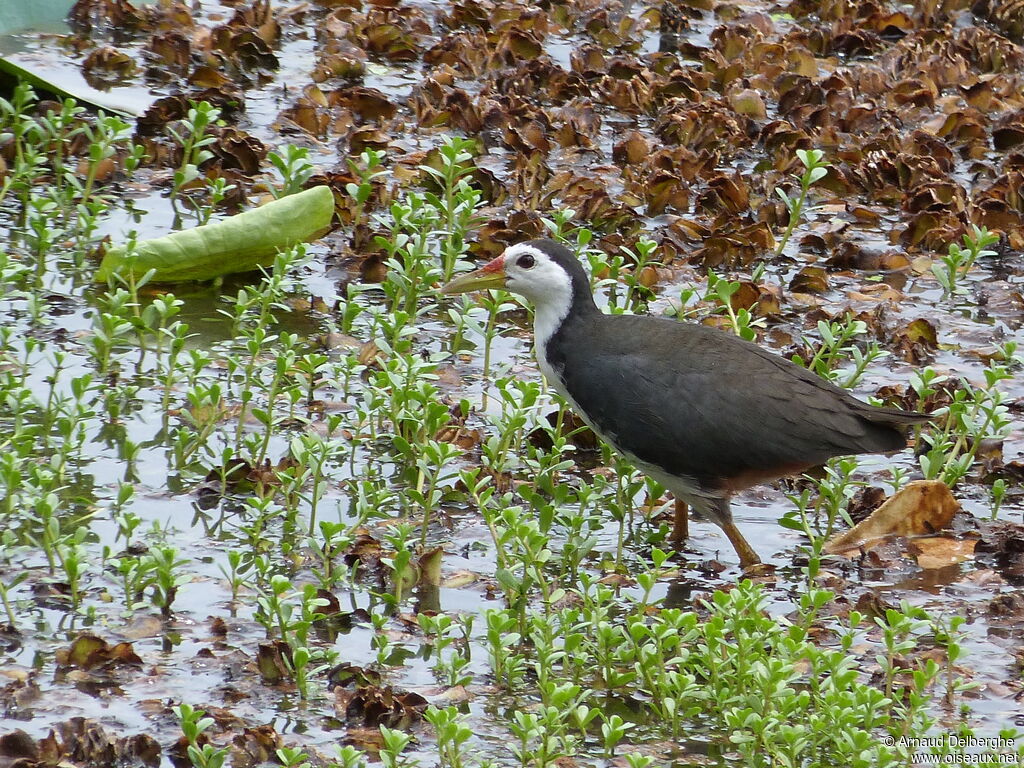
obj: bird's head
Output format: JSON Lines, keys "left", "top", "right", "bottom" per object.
{"left": 441, "top": 239, "right": 589, "bottom": 308}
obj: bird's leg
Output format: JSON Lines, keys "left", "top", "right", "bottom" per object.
{"left": 720, "top": 520, "right": 762, "bottom": 569}
{"left": 708, "top": 497, "right": 762, "bottom": 569}
{"left": 670, "top": 498, "right": 689, "bottom": 545}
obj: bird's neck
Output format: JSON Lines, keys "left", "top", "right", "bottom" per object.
{"left": 533, "top": 285, "right": 599, "bottom": 357}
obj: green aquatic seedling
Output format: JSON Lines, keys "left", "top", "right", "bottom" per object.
{"left": 789, "top": 312, "right": 886, "bottom": 389}
{"left": 933, "top": 224, "right": 1000, "bottom": 298}
{"left": 174, "top": 703, "right": 229, "bottom": 768}
{"left": 706, "top": 270, "right": 767, "bottom": 341}
{"left": 424, "top": 706, "right": 473, "bottom": 768}
{"left": 774, "top": 148, "right": 830, "bottom": 256}
{"left": 268, "top": 144, "right": 317, "bottom": 199}
{"left": 419, "top": 136, "right": 485, "bottom": 281}
{"left": 169, "top": 101, "right": 220, "bottom": 198}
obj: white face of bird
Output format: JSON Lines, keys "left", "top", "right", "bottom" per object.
{"left": 499, "top": 242, "right": 574, "bottom": 309}
{"left": 440, "top": 241, "right": 575, "bottom": 311}
{"left": 439, "top": 241, "right": 578, "bottom": 347}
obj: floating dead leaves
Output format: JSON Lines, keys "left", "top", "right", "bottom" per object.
{"left": 343, "top": 533, "right": 384, "bottom": 573}
{"left": 843, "top": 485, "right": 887, "bottom": 526}
{"left": 195, "top": 455, "right": 300, "bottom": 507}
{"left": 528, "top": 410, "right": 600, "bottom": 455}
{"left": 976, "top": 520, "right": 1024, "bottom": 585}
{"left": 147, "top": 31, "right": 191, "bottom": 75}
{"left": 789, "top": 265, "right": 830, "bottom": 294}
{"left": 826, "top": 242, "right": 911, "bottom": 272}
{"left": 256, "top": 640, "right": 293, "bottom": 685}
{"left": 728, "top": 88, "right": 767, "bottom": 119}
{"left": 81, "top": 46, "right": 137, "bottom": 86}
{"left": 0, "top": 669, "right": 40, "bottom": 721}
{"left": 55, "top": 0, "right": 1024, "bottom": 285}
{"left": 639, "top": 169, "right": 690, "bottom": 217}
{"left": 612, "top": 130, "right": 651, "bottom": 166}
{"left": 727, "top": 279, "right": 782, "bottom": 316}
{"left": 56, "top": 633, "right": 143, "bottom": 672}
{"left": 982, "top": 456, "right": 1024, "bottom": 491}
{"left": 655, "top": 102, "right": 747, "bottom": 158}
{"left": 890, "top": 317, "right": 939, "bottom": 364}
{"left": 1, "top": 720, "right": 160, "bottom": 768}
{"left": 331, "top": 86, "right": 398, "bottom": 122}
{"left": 210, "top": 127, "right": 267, "bottom": 176}
{"left": 908, "top": 537, "right": 978, "bottom": 571}
{"left": 328, "top": 662, "right": 428, "bottom": 739}
{"left": 691, "top": 221, "right": 774, "bottom": 268}
{"left": 67, "top": 0, "right": 144, "bottom": 33}
{"left": 825, "top": 480, "right": 972, "bottom": 571}
{"left": 435, "top": 422, "right": 482, "bottom": 451}
{"left": 231, "top": 725, "right": 282, "bottom": 767}
{"left": 69, "top": 0, "right": 282, "bottom": 92}
{"left": 50, "top": 634, "right": 143, "bottom": 698}
{"left": 974, "top": 0, "right": 1024, "bottom": 40}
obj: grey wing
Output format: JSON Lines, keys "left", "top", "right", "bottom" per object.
{"left": 559, "top": 335, "right": 897, "bottom": 488}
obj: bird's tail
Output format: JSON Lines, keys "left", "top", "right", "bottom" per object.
{"left": 854, "top": 404, "right": 931, "bottom": 453}
{"left": 862, "top": 404, "right": 932, "bottom": 427}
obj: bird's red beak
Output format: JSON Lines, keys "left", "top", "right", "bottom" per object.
{"left": 480, "top": 255, "right": 506, "bottom": 273}
{"left": 440, "top": 255, "right": 507, "bottom": 294}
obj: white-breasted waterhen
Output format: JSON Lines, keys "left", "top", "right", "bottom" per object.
{"left": 441, "top": 239, "right": 929, "bottom": 568}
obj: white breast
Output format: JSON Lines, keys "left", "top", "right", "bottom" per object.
{"left": 534, "top": 306, "right": 573, "bottom": 402}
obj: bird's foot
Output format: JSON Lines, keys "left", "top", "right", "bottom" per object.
{"left": 722, "top": 520, "right": 767, "bottom": 574}
{"left": 740, "top": 561, "right": 776, "bottom": 577}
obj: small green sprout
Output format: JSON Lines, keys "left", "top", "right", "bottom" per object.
{"left": 774, "top": 148, "right": 830, "bottom": 256}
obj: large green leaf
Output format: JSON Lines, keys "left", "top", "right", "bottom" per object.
{"left": 0, "top": 55, "right": 139, "bottom": 116}
{"left": 0, "top": 1, "right": 74, "bottom": 35}
{"left": 94, "top": 186, "right": 337, "bottom": 284}
{"left": 0, "top": 0, "right": 155, "bottom": 115}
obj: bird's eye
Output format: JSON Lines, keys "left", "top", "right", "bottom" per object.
{"left": 516, "top": 254, "right": 535, "bottom": 269}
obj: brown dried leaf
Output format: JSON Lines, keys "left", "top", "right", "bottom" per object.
{"left": 349, "top": 127, "right": 391, "bottom": 154}
{"left": 344, "top": 726, "right": 386, "bottom": 753}
{"left": 331, "top": 86, "right": 398, "bottom": 121}
{"left": 612, "top": 130, "right": 651, "bottom": 165}
{"left": 68, "top": 0, "right": 144, "bottom": 31}
{"left": 188, "top": 65, "right": 231, "bottom": 88}
{"left": 974, "top": 520, "right": 1024, "bottom": 582}
{"left": 435, "top": 425, "right": 481, "bottom": 450}
{"left": 365, "top": 22, "right": 420, "bottom": 61}
{"left": 256, "top": 641, "right": 291, "bottom": 684}
{"left": 82, "top": 46, "right": 138, "bottom": 79}
{"left": 827, "top": 243, "right": 910, "bottom": 271}
{"left": 440, "top": 571, "right": 478, "bottom": 589}
{"left": 728, "top": 88, "right": 766, "bottom": 118}
{"left": 211, "top": 127, "right": 267, "bottom": 175}
{"left": 889, "top": 317, "right": 939, "bottom": 364}
{"left": 343, "top": 534, "right": 383, "bottom": 569}
{"left": 0, "top": 730, "right": 38, "bottom": 760}
{"left": 231, "top": 725, "right": 281, "bottom": 767}
{"left": 788, "top": 266, "right": 829, "bottom": 293}
{"left": 825, "top": 480, "right": 961, "bottom": 556}
{"left": 643, "top": 170, "right": 689, "bottom": 215}
{"left": 57, "top": 634, "right": 142, "bottom": 670}
{"left": 908, "top": 537, "right": 976, "bottom": 569}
